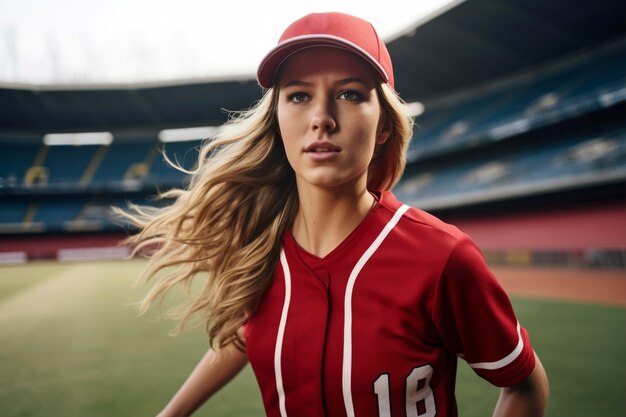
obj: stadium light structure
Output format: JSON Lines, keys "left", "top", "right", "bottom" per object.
{"left": 158, "top": 126, "right": 221, "bottom": 143}
{"left": 405, "top": 101, "right": 425, "bottom": 117}
{"left": 43, "top": 132, "right": 113, "bottom": 146}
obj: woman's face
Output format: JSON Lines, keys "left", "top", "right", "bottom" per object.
{"left": 276, "top": 47, "right": 390, "bottom": 191}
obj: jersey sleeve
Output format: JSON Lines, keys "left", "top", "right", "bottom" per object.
{"left": 432, "top": 234, "right": 536, "bottom": 387}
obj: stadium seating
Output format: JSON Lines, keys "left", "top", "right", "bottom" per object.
{"left": 146, "top": 140, "right": 201, "bottom": 186}
{"left": 90, "top": 142, "right": 155, "bottom": 184}
{"left": 33, "top": 199, "right": 85, "bottom": 226}
{"left": 0, "top": 201, "right": 30, "bottom": 224}
{"left": 408, "top": 43, "right": 626, "bottom": 162}
{"left": 0, "top": 41, "right": 623, "bottom": 252}
{"left": 0, "top": 143, "right": 40, "bottom": 186}
{"left": 396, "top": 127, "right": 626, "bottom": 209}
{"left": 44, "top": 145, "right": 101, "bottom": 184}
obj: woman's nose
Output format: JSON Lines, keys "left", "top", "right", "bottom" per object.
{"left": 310, "top": 102, "right": 337, "bottom": 133}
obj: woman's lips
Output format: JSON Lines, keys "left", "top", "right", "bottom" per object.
{"left": 304, "top": 142, "right": 341, "bottom": 161}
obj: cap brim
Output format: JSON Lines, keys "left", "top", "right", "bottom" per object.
{"left": 257, "top": 35, "right": 390, "bottom": 88}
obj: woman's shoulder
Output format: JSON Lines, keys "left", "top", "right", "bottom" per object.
{"left": 378, "top": 191, "right": 466, "bottom": 244}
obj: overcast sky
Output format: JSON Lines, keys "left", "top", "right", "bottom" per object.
{"left": 0, "top": 0, "right": 458, "bottom": 86}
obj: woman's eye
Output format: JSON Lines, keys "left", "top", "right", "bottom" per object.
{"left": 287, "top": 92, "right": 309, "bottom": 103}
{"left": 338, "top": 90, "right": 363, "bottom": 101}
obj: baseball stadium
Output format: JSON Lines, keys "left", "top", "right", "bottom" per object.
{"left": 1, "top": 0, "right": 625, "bottom": 416}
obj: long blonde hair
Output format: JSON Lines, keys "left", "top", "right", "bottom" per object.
{"left": 119, "top": 81, "right": 413, "bottom": 350}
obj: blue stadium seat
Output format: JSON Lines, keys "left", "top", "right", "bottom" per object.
{"left": 91, "top": 142, "right": 155, "bottom": 184}
{"left": 0, "top": 143, "right": 40, "bottom": 186}
{"left": 43, "top": 145, "right": 99, "bottom": 184}
{"left": 33, "top": 199, "right": 85, "bottom": 227}
{"left": 398, "top": 128, "right": 626, "bottom": 207}
{"left": 0, "top": 201, "right": 30, "bottom": 223}
{"left": 146, "top": 140, "right": 200, "bottom": 185}
{"left": 410, "top": 45, "right": 626, "bottom": 161}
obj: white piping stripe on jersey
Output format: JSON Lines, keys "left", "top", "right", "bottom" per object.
{"left": 275, "top": 249, "right": 291, "bottom": 417}
{"left": 469, "top": 322, "right": 524, "bottom": 370}
{"left": 342, "top": 204, "right": 411, "bottom": 417}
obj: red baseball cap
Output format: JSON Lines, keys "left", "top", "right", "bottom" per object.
{"left": 257, "top": 12, "right": 394, "bottom": 89}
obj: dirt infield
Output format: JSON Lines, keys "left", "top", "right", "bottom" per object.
{"left": 491, "top": 266, "right": 626, "bottom": 308}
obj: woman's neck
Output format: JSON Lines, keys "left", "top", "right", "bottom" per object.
{"left": 291, "top": 182, "right": 376, "bottom": 258}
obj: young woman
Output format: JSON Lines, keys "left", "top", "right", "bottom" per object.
{"left": 123, "top": 12, "right": 548, "bottom": 417}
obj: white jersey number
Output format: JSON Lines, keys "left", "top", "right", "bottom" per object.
{"left": 373, "top": 365, "right": 436, "bottom": 417}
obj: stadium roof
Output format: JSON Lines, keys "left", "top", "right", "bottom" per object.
{"left": 1, "top": 0, "right": 624, "bottom": 135}
{"left": 389, "top": 0, "right": 626, "bottom": 99}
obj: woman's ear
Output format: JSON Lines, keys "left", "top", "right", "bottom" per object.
{"left": 376, "top": 108, "right": 392, "bottom": 145}
{"left": 376, "top": 129, "right": 391, "bottom": 145}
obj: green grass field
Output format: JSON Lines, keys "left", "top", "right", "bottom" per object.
{"left": 0, "top": 260, "right": 624, "bottom": 416}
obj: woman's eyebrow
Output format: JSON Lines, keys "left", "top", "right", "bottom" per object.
{"left": 334, "top": 77, "right": 369, "bottom": 86}
{"left": 283, "top": 80, "right": 312, "bottom": 88}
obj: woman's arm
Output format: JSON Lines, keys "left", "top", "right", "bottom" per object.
{"left": 492, "top": 351, "right": 549, "bottom": 417}
{"left": 156, "top": 342, "right": 249, "bottom": 417}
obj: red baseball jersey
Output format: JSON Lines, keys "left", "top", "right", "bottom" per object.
{"left": 244, "top": 191, "right": 535, "bottom": 417}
